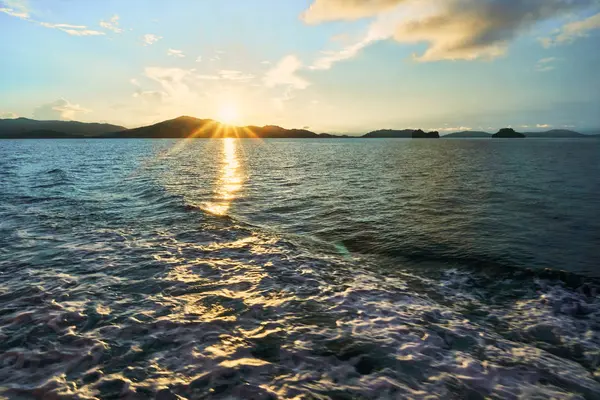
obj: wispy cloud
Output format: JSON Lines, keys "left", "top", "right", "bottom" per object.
{"left": 143, "top": 33, "right": 162, "bottom": 45}
{"left": 1, "top": 1, "right": 105, "bottom": 36}
{"left": 0, "top": 0, "right": 29, "bottom": 18}
{"left": 1, "top": 111, "right": 18, "bottom": 119}
{"left": 33, "top": 99, "right": 90, "bottom": 120}
{"left": 100, "top": 14, "right": 123, "bottom": 34}
{"left": 40, "top": 22, "right": 105, "bottom": 36}
{"left": 218, "top": 70, "right": 254, "bottom": 82}
{"left": 302, "top": 0, "right": 402, "bottom": 24}
{"left": 541, "top": 12, "right": 600, "bottom": 47}
{"left": 302, "top": 0, "right": 596, "bottom": 64}
{"left": 0, "top": 6, "right": 28, "bottom": 18}
{"left": 264, "top": 55, "right": 309, "bottom": 89}
{"left": 537, "top": 123, "right": 552, "bottom": 128}
{"left": 535, "top": 57, "right": 557, "bottom": 72}
{"left": 167, "top": 48, "right": 185, "bottom": 58}
{"left": 195, "top": 56, "right": 203, "bottom": 62}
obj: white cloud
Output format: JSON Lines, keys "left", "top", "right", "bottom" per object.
{"left": 143, "top": 33, "right": 162, "bottom": 45}
{"left": 33, "top": 99, "right": 90, "bottom": 120}
{"left": 167, "top": 48, "right": 185, "bottom": 58}
{"left": 39, "top": 22, "right": 105, "bottom": 36}
{"left": 133, "top": 90, "right": 168, "bottom": 103}
{"left": 1, "top": 2, "right": 105, "bottom": 37}
{"left": 1, "top": 111, "right": 18, "bottom": 119}
{"left": 432, "top": 126, "right": 473, "bottom": 132}
{"left": 0, "top": 0, "right": 29, "bottom": 18}
{"left": 302, "top": 0, "right": 402, "bottom": 24}
{"left": 536, "top": 124, "right": 552, "bottom": 128}
{"left": 218, "top": 70, "right": 254, "bottom": 82}
{"left": 195, "top": 56, "right": 203, "bottom": 62}
{"left": 100, "top": 14, "right": 123, "bottom": 34}
{"left": 535, "top": 57, "right": 557, "bottom": 72}
{"left": 0, "top": 6, "right": 28, "bottom": 18}
{"left": 541, "top": 12, "right": 600, "bottom": 47}
{"left": 310, "top": 25, "right": 390, "bottom": 70}
{"left": 264, "top": 55, "right": 310, "bottom": 89}
{"left": 302, "top": 0, "right": 596, "bottom": 63}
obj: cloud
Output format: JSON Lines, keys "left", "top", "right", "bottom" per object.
{"left": 144, "top": 67, "right": 194, "bottom": 96}
{"left": 195, "top": 56, "right": 203, "bottom": 62}
{"left": 133, "top": 90, "right": 168, "bottom": 103}
{"left": 218, "top": 70, "right": 254, "bottom": 82}
{"left": 535, "top": 57, "right": 557, "bottom": 72}
{"left": 0, "top": 6, "right": 28, "bottom": 18}
{"left": 302, "top": 0, "right": 403, "bottom": 23}
{"left": 1, "top": 111, "right": 18, "bottom": 119}
{"left": 33, "top": 99, "right": 90, "bottom": 120}
{"left": 167, "top": 48, "right": 185, "bottom": 58}
{"left": 1, "top": 2, "right": 105, "bottom": 36}
{"left": 432, "top": 126, "right": 473, "bottom": 132}
{"left": 310, "top": 26, "right": 389, "bottom": 70}
{"left": 537, "top": 123, "right": 552, "bottom": 128}
{"left": 0, "top": 0, "right": 29, "bottom": 18}
{"left": 302, "top": 0, "right": 596, "bottom": 63}
{"left": 143, "top": 33, "right": 162, "bottom": 45}
{"left": 100, "top": 14, "right": 123, "bottom": 34}
{"left": 541, "top": 12, "right": 600, "bottom": 46}
{"left": 39, "top": 22, "right": 105, "bottom": 36}
{"left": 264, "top": 55, "right": 310, "bottom": 89}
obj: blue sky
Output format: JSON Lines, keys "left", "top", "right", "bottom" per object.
{"left": 1, "top": 0, "right": 599, "bottom": 133}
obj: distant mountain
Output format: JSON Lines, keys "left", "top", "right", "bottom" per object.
{"left": 363, "top": 129, "right": 415, "bottom": 138}
{"left": 412, "top": 129, "right": 439, "bottom": 139}
{"left": 523, "top": 129, "right": 585, "bottom": 138}
{"left": 0, "top": 129, "right": 86, "bottom": 139}
{"left": 107, "top": 116, "right": 320, "bottom": 139}
{"left": 492, "top": 128, "right": 525, "bottom": 138}
{"left": 0, "top": 117, "right": 125, "bottom": 138}
{"left": 443, "top": 131, "right": 491, "bottom": 138}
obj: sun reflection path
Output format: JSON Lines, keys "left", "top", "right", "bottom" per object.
{"left": 202, "top": 138, "right": 244, "bottom": 216}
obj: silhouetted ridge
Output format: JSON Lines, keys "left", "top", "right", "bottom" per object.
{"left": 412, "top": 129, "right": 440, "bottom": 139}
{"left": 523, "top": 129, "right": 586, "bottom": 138}
{"left": 0, "top": 118, "right": 125, "bottom": 138}
{"left": 443, "top": 131, "right": 491, "bottom": 138}
{"left": 363, "top": 129, "right": 415, "bottom": 138}
{"left": 109, "top": 117, "right": 320, "bottom": 139}
{"left": 492, "top": 128, "right": 525, "bottom": 138}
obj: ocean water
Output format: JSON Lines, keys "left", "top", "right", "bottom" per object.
{"left": 0, "top": 138, "right": 599, "bottom": 399}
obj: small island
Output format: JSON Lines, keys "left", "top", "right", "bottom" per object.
{"left": 412, "top": 129, "right": 440, "bottom": 139}
{"left": 492, "top": 128, "right": 525, "bottom": 138}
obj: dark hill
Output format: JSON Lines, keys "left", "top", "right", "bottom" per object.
{"left": 108, "top": 116, "right": 320, "bottom": 139}
{"left": 0, "top": 117, "right": 125, "bottom": 138}
{"left": 412, "top": 129, "right": 439, "bottom": 139}
{"left": 524, "top": 129, "right": 585, "bottom": 138}
{"left": 363, "top": 129, "right": 415, "bottom": 138}
{"left": 492, "top": 128, "right": 525, "bottom": 138}
{"left": 0, "top": 129, "right": 85, "bottom": 139}
{"left": 443, "top": 131, "right": 491, "bottom": 138}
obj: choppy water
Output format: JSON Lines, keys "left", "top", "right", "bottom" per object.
{"left": 1, "top": 138, "right": 599, "bottom": 399}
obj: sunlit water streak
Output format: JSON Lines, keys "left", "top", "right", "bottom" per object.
{"left": 201, "top": 138, "right": 244, "bottom": 216}
{"left": 0, "top": 138, "right": 599, "bottom": 399}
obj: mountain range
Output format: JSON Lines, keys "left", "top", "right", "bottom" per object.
{"left": 1, "top": 116, "right": 598, "bottom": 139}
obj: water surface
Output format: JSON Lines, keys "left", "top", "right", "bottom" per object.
{"left": 0, "top": 138, "right": 599, "bottom": 399}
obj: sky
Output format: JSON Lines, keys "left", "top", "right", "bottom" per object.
{"left": 1, "top": 0, "right": 599, "bottom": 133}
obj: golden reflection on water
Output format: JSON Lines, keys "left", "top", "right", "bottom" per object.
{"left": 202, "top": 138, "right": 243, "bottom": 216}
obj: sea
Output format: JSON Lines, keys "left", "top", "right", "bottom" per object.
{"left": 0, "top": 138, "right": 599, "bottom": 399}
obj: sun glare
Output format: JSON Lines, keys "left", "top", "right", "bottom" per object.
{"left": 217, "top": 104, "right": 239, "bottom": 125}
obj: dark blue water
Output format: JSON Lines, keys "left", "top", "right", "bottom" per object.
{"left": 1, "top": 138, "right": 599, "bottom": 399}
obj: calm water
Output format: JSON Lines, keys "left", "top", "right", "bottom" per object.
{"left": 0, "top": 138, "right": 599, "bottom": 399}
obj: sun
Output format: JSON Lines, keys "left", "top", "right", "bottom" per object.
{"left": 217, "top": 103, "right": 239, "bottom": 125}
